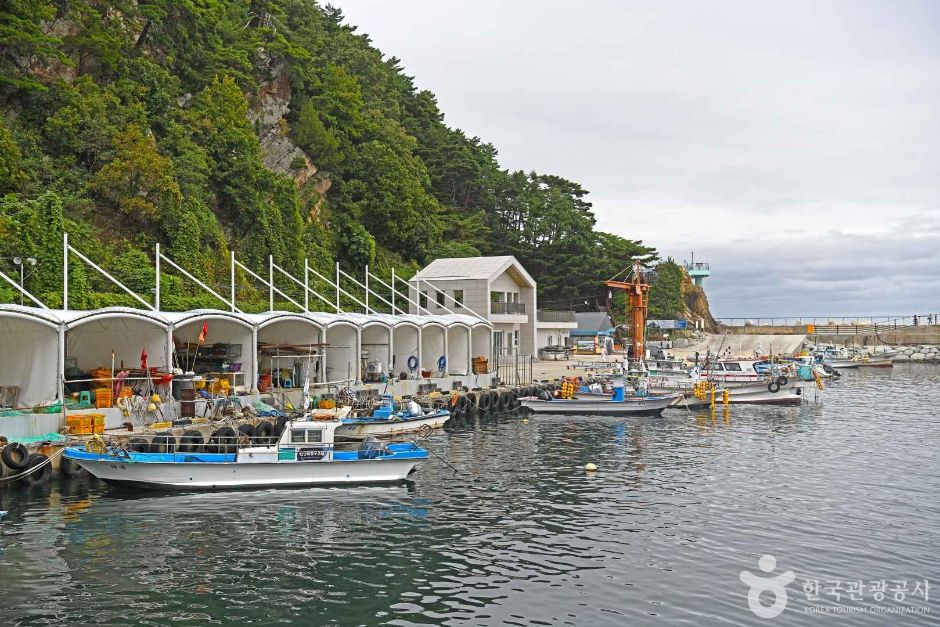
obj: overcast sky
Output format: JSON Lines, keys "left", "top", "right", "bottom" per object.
{"left": 331, "top": 0, "right": 940, "bottom": 317}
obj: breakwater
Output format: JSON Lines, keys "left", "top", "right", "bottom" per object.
{"left": 892, "top": 345, "right": 940, "bottom": 362}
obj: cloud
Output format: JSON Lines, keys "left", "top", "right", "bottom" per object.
{"left": 331, "top": 0, "right": 940, "bottom": 315}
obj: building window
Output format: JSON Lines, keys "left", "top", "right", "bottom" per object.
{"left": 453, "top": 290, "right": 463, "bottom": 307}
{"left": 548, "top": 335, "right": 554, "bottom": 346}
{"left": 514, "top": 330, "right": 519, "bottom": 347}
{"left": 436, "top": 290, "right": 445, "bottom": 308}
{"left": 420, "top": 291, "right": 428, "bottom": 309}
{"left": 494, "top": 331, "right": 503, "bottom": 348}
{"left": 491, "top": 291, "right": 503, "bottom": 303}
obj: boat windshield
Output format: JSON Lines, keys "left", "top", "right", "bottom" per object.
{"left": 290, "top": 428, "right": 324, "bottom": 444}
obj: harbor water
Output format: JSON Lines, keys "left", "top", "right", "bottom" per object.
{"left": 0, "top": 365, "right": 937, "bottom": 625}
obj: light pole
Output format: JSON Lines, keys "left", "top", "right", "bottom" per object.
{"left": 12, "top": 256, "right": 38, "bottom": 305}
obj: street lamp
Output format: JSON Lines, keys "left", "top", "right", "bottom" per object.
{"left": 12, "top": 256, "right": 38, "bottom": 306}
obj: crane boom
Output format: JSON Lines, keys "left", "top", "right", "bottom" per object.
{"left": 605, "top": 260, "right": 649, "bottom": 360}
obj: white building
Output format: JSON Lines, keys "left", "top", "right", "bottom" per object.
{"left": 409, "top": 256, "right": 539, "bottom": 356}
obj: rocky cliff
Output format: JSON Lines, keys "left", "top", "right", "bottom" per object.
{"left": 680, "top": 269, "right": 718, "bottom": 332}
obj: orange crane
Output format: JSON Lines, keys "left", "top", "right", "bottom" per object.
{"left": 605, "top": 260, "right": 649, "bottom": 360}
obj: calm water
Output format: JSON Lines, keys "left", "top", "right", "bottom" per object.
{"left": 0, "top": 365, "right": 938, "bottom": 626}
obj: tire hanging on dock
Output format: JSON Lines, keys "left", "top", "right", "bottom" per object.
{"left": 60, "top": 456, "right": 87, "bottom": 478}
{"left": 1, "top": 442, "right": 29, "bottom": 471}
{"left": 23, "top": 453, "right": 50, "bottom": 485}
{"left": 210, "top": 427, "right": 238, "bottom": 454}
{"left": 767, "top": 381, "right": 781, "bottom": 393}
{"left": 478, "top": 391, "right": 492, "bottom": 413}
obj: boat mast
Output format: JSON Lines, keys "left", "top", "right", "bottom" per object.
{"left": 605, "top": 260, "right": 649, "bottom": 361}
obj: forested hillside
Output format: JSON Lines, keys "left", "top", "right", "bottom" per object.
{"left": 0, "top": 1, "right": 660, "bottom": 311}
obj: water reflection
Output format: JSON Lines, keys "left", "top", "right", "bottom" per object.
{"left": 0, "top": 365, "right": 937, "bottom": 625}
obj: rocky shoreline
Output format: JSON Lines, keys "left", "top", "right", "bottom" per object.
{"left": 892, "top": 345, "right": 940, "bottom": 362}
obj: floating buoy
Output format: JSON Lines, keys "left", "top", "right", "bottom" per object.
{"left": 584, "top": 462, "right": 597, "bottom": 472}
{"left": 147, "top": 402, "right": 157, "bottom": 412}
{"left": 151, "top": 394, "right": 161, "bottom": 403}
{"left": 521, "top": 418, "right": 529, "bottom": 424}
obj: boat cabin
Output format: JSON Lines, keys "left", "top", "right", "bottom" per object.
{"left": 237, "top": 419, "right": 340, "bottom": 464}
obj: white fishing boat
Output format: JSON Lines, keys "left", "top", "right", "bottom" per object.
{"left": 335, "top": 397, "right": 450, "bottom": 439}
{"left": 857, "top": 350, "right": 897, "bottom": 368}
{"left": 673, "top": 377, "right": 804, "bottom": 407}
{"left": 63, "top": 419, "right": 427, "bottom": 490}
{"left": 521, "top": 375, "right": 679, "bottom": 416}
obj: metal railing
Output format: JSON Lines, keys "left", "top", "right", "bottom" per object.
{"left": 492, "top": 349, "right": 533, "bottom": 386}
{"left": 537, "top": 309, "right": 576, "bottom": 322}
{"left": 715, "top": 316, "right": 933, "bottom": 328}
{"left": 491, "top": 301, "right": 526, "bottom": 315}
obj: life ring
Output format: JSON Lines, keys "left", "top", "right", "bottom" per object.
{"left": 437, "top": 355, "right": 447, "bottom": 371}
{"left": 178, "top": 430, "right": 204, "bottom": 453}
{"left": 23, "top": 453, "right": 50, "bottom": 485}
{"left": 776, "top": 375, "right": 789, "bottom": 386}
{"left": 407, "top": 356, "right": 419, "bottom": 372}
{"left": 60, "top": 456, "right": 86, "bottom": 478}
{"left": 1, "top": 442, "right": 29, "bottom": 471}
{"left": 767, "top": 381, "right": 781, "bottom": 393}
{"left": 478, "top": 391, "right": 493, "bottom": 412}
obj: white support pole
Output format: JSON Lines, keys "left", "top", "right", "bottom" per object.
{"left": 230, "top": 250, "right": 236, "bottom": 313}
{"left": 356, "top": 327, "right": 363, "bottom": 384}
{"left": 340, "top": 268, "right": 394, "bottom": 312}
{"left": 155, "top": 243, "right": 161, "bottom": 310}
{"left": 0, "top": 269, "right": 48, "bottom": 309}
{"left": 268, "top": 255, "right": 274, "bottom": 312}
{"left": 63, "top": 232, "right": 69, "bottom": 311}
{"left": 301, "top": 264, "right": 352, "bottom": 311}
{"left": 371, "top": 272, "right": 433, "bottom": 316}
{"left": 321, "top": 327, "right": 328, "bottom": 384}
{"left": 161, "top": 253, "right": 239, "bottom": 312}
{"left": 467, "top": 326, "right": 473, "bottom": 375}
{"left": 388, "top": 327, "right": 395, "bottom": 373}
{"left": 335, "top": 262, "right": 341, "bottom": 313}
{"left": 166, "top": 326, "right": 174, "bottom": 380}
{"left": 251, "top": 326, "right": 259, "bottom": 393}
{"left": 443, "top": 331, "right": 449, "bottom": 377}
{"left": 304, "top": 258, "right": 309, "bottom": 312}
{"left": 69, "top": 242, "right": 156, "bottom": 310}
{"left": 417, "top": 326, "right": 422, "bottom": 374}
{"left": 390, "top": 267, "right": 396, "bottom": 314}
{"left": 364, "top": 264, "right": 370, "bottom": 314}
{"left": 57, "top": 324, "right": 66, "bottom": 403}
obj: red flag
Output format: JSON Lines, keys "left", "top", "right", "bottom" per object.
{"left": 141, "top": 347, "right": 148, "bottom": 370}
{"left": 198, "top": 322, "right": 208, "bottom": 345}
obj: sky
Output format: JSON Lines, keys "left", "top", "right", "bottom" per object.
{"left": 331, "top": 0, "right": 940, "bottom": 317}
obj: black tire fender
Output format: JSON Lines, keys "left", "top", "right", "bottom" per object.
{"left": 23, "top": 453, "right": 50, "bottom": 485}
{"left": 178, "top": 430, "right": 204, "bottom": 453}
{"left": 1, "top": 442, "right": 29, "bottom": 471}
{"left": 129, "top": 437, "right": 151, "bottom": 453}
{"left": 60, "top": 456, "right": 87, "bottom": 478}
{"left": 768, "top": 381, "right": 781, "bottom": 393}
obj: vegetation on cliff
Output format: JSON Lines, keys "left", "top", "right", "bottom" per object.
{"left": 0, "top": 1, "right": 660, "bottom": 311}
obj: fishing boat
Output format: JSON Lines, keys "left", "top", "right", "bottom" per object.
{"left": 63, "top": 419, "right": 427, "bottom": 490}
{"left": 521, "top": 375, "right": 679, "bottom": 416}
{"left": 674, "top": 377, "right": 805, "bottom": 407}
{"left": 857, "top": 349, "right": 897, "bottom": 368}
{"left": 335, "top": 396, "right": 450, "bottom": 439}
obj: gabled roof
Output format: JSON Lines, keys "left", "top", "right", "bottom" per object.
{"left": 412, "top": 256, "right": 536, "bottom": 287}
{"left": 575, "top": 311, "right": 615, "bottom": 334}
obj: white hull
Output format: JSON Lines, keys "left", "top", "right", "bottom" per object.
{"left": 521, "top": 395, "right": 677, "bottom": 415}
{"left": 335, "top": 414, "right": 450, "bottom": 438}
{"left": 673, "top": 380, "right": 803, "bottom": 407}
{"left": 73, "top": 457, "right": 420, "bottom": 490}
{"left": 828, "top": 359, "right": 861, "bottom": 369}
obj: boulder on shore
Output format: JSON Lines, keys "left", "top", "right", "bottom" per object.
{"left": 910, "top": 353, "right": 926, "bottom": 361}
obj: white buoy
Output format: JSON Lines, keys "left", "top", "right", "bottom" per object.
{"left": 584, "top": 462, "right": 597, "bottom": 472}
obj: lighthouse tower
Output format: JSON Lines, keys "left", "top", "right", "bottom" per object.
{"left": 684, "top": 252, "right": 711, "bottom": 287}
